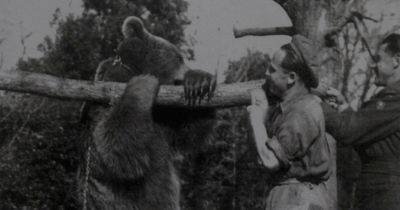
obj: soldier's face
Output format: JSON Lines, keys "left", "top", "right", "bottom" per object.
{"left": 264, "top": 50, "right": 290, "bottom": 99}
{"left": 374, "top": 43, "right": 398, "bottom": 86}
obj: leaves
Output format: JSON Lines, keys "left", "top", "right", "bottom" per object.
{"left": 0, "top": 95, "right": 82, "bottom": 209}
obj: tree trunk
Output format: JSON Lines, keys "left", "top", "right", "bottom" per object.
{"left": 0, "top": 70, "right": 263, "bottom": 108}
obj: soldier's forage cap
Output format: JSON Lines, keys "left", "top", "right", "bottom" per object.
{"left": 289, "top": 34, "right": 319, "bottom": 88}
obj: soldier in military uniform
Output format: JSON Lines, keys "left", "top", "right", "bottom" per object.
{"left": 247, "top": 35, "right": 333, "bottom": 210}
{"left": 322, "top": 33, "right": 400, "bottom": 210}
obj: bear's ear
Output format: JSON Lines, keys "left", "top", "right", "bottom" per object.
{"left": 122, "top": 16, "right": 145, "bottom": 39}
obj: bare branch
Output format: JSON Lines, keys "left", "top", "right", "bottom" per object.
{"left": 0, "top": 50, "right": 3, "bottom": 70}
{"left": 0, "top": 38, "right": 5, "bottom": 70}
{"left": 0, "top": 70, "right": 264, "bottom": 108}
{"left": 6, "top": 99, "right": 46, "bottom": 150}
{"left": 325, "top": 10, "right": 378, "bottom": 47}
{"left": 19, "top": 21, "right": 33, "bottom": 57}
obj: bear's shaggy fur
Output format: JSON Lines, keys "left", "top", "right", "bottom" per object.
{"left": 79, "top": 16, "right": 216, "bottom": 210}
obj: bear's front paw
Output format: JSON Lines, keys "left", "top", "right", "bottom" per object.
{"left": 183, "top": 69, "right": 216, "bottom": 106}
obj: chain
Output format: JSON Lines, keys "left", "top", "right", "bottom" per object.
{"left": 82, "top": 144, "right": 92, "bottom": 210}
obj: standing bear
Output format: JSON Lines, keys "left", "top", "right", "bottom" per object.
{"left": 79, "top": 16, "right": 216, "bottom": 210}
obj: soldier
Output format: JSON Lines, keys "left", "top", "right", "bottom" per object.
{"left": 247, "top": 35, "right": 332, "bottom": 210}
{"left": 322, "top": 33, "right": 400, "bottom": 210}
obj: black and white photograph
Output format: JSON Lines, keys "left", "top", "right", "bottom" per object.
{"left": 1, "top": 0, "right": 400, "bottom": 209}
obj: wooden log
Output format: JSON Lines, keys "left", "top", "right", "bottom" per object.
{"left": 233, "top": 26, "right": 294, "bottom": 38}
{"left": 0, "top": 70, "right": 264, "bottom": 108}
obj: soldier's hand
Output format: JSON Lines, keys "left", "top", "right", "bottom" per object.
{"left": 325, "top": 88, "right": 345, "bottom": 104}
{"left": 325, "top": 87, "right": 349, "bottom": 112}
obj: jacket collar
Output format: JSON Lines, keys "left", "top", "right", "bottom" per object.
{"left": 278, "top": 88, "right": 309, "bottom": 113}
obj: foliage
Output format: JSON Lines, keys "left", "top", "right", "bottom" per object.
{"left": 178, "top": 50, "right": 270, "bottom": 210}
{"left": 223, "top": 51, "right": 271, "bottom": 210}
{"left": 0, "top": 95, "right": 82, "bottom": 209}
{"left": 180, "top": 107, "right": 272, "bottom": 210}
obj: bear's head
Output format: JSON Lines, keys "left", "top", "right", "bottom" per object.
{"left": 115, "top": 16, "right": 189, "bottom": 85}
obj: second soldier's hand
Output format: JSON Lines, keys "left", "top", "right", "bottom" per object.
{"left": 247, "top": 89, "right": 269, "bottom": 126}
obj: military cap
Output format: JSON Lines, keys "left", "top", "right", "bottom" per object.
{"left": 289, "top": 34, "right": 319, "bottom": 88}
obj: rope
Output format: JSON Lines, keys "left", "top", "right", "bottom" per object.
{"left": 82, "top": 144, "right": 92, "bottom": 210}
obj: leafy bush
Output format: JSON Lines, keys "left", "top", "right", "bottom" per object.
{"left": 0, "top": 95, "right": 82, "bottom": 209}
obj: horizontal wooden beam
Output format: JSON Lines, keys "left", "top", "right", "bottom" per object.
{"left": 0, "top": 70, "right": 264, "bottom": 108}
{"left": 233, "top": 26, "right": 294, "bottom": 38}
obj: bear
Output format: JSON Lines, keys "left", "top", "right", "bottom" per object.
{"left": 78, "top": 16, "right": 216, "bottom": 210}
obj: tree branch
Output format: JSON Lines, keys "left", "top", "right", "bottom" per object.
{"left": 0, "top": 71, "right": 264, "bottom": 108}
{"left": 233, "top": 26, "right": 294, "bottom": 38}
{"left": 6, "top": 98, "right": 46, "bottom": 151}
